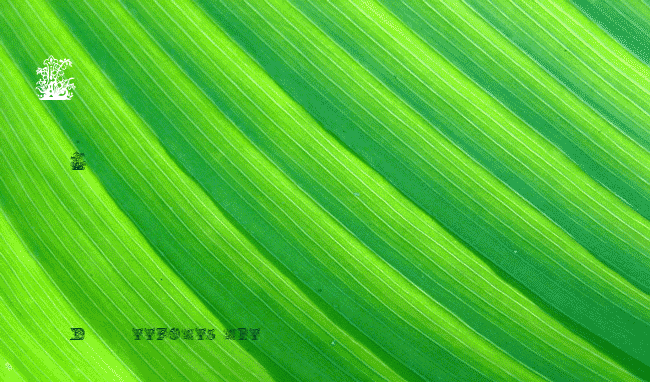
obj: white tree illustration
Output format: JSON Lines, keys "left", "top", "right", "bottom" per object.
{"left": 36, "top": 56, "right": 75, "bottom": 100}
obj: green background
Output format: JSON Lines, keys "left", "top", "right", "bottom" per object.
{"left": 1, "top": 0, "right": 649, "bottom": 380}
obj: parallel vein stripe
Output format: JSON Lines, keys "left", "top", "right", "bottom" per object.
{"left": 228, "top": 0, "right": 649, "bottom": 323}
{"left": 369, "top": 0, "right": 650, "bottom": 246}
{"left": 0, "top": 32, "right": 256, "bottom": 381}
{"left": 59, "top": 1, "right": 429, "bottom": 379}
{"left": 0, "top": 211, "right": 113, "bottom": 381}
{"left": 154, "top": 0, "right": 635, "bottom": 379}
{"left": 0, "top": 217, "right": 137, "bottom": 382}
{"left": 129, "top": 0, "right": 560, "bottom": 376}
{"left": 410, "top": 0, "right": 650, "bottom": 198}
{"left": 69, "top": 0, "right": 548, "bottom": 380}
{"left": 467, "top": 0, "right": 650, "bottom": 150}
{"left": 16, "top": 0, "right": 446, "bottom": 380}
{"left": 74, "top": 0, "right": 540, "bottom": 380}
{"left": 3, "top": 0, "right": 649, "bottom": 379}
{"left": 540, "top": 0, "right": 650, "bottom": 107}
{"left": 1, "top": 2, "right": 296, "bottom": 380}
{"left": 337, "top": 0, "right": 650, "bottom": 264}
{"left": 200, "top": 0, "right": 648, "bottom": 366}
{"left": 312, "top": 0, "right": 650, "bottom": 296}
{"left": 0, "top": 11, "right": 236, "bottom": 382}
{"left": 0, "top": 42, "right": 175, "bottom": 381}
{"left": 206, "top": 0, "right": 636, "bottom": 380}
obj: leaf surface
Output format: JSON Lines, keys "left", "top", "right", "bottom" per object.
{"left": 1, "top": 0, "right": 649, "bottom": 380}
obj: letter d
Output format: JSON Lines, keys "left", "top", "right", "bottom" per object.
{"left": 70, "top": 328, "right": 85, "bottom": 340}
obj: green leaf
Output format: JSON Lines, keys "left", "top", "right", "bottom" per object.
{"left": 1, "top": 0, "right": 649, "bottom": 380}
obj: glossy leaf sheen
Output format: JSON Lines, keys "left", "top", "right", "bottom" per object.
{"left": 1, "top": 0, "right": 649, "bottom": 381}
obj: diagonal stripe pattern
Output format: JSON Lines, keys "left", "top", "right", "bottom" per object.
{"left": 0, "top": 0, "right": 649, "bottom": 381}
